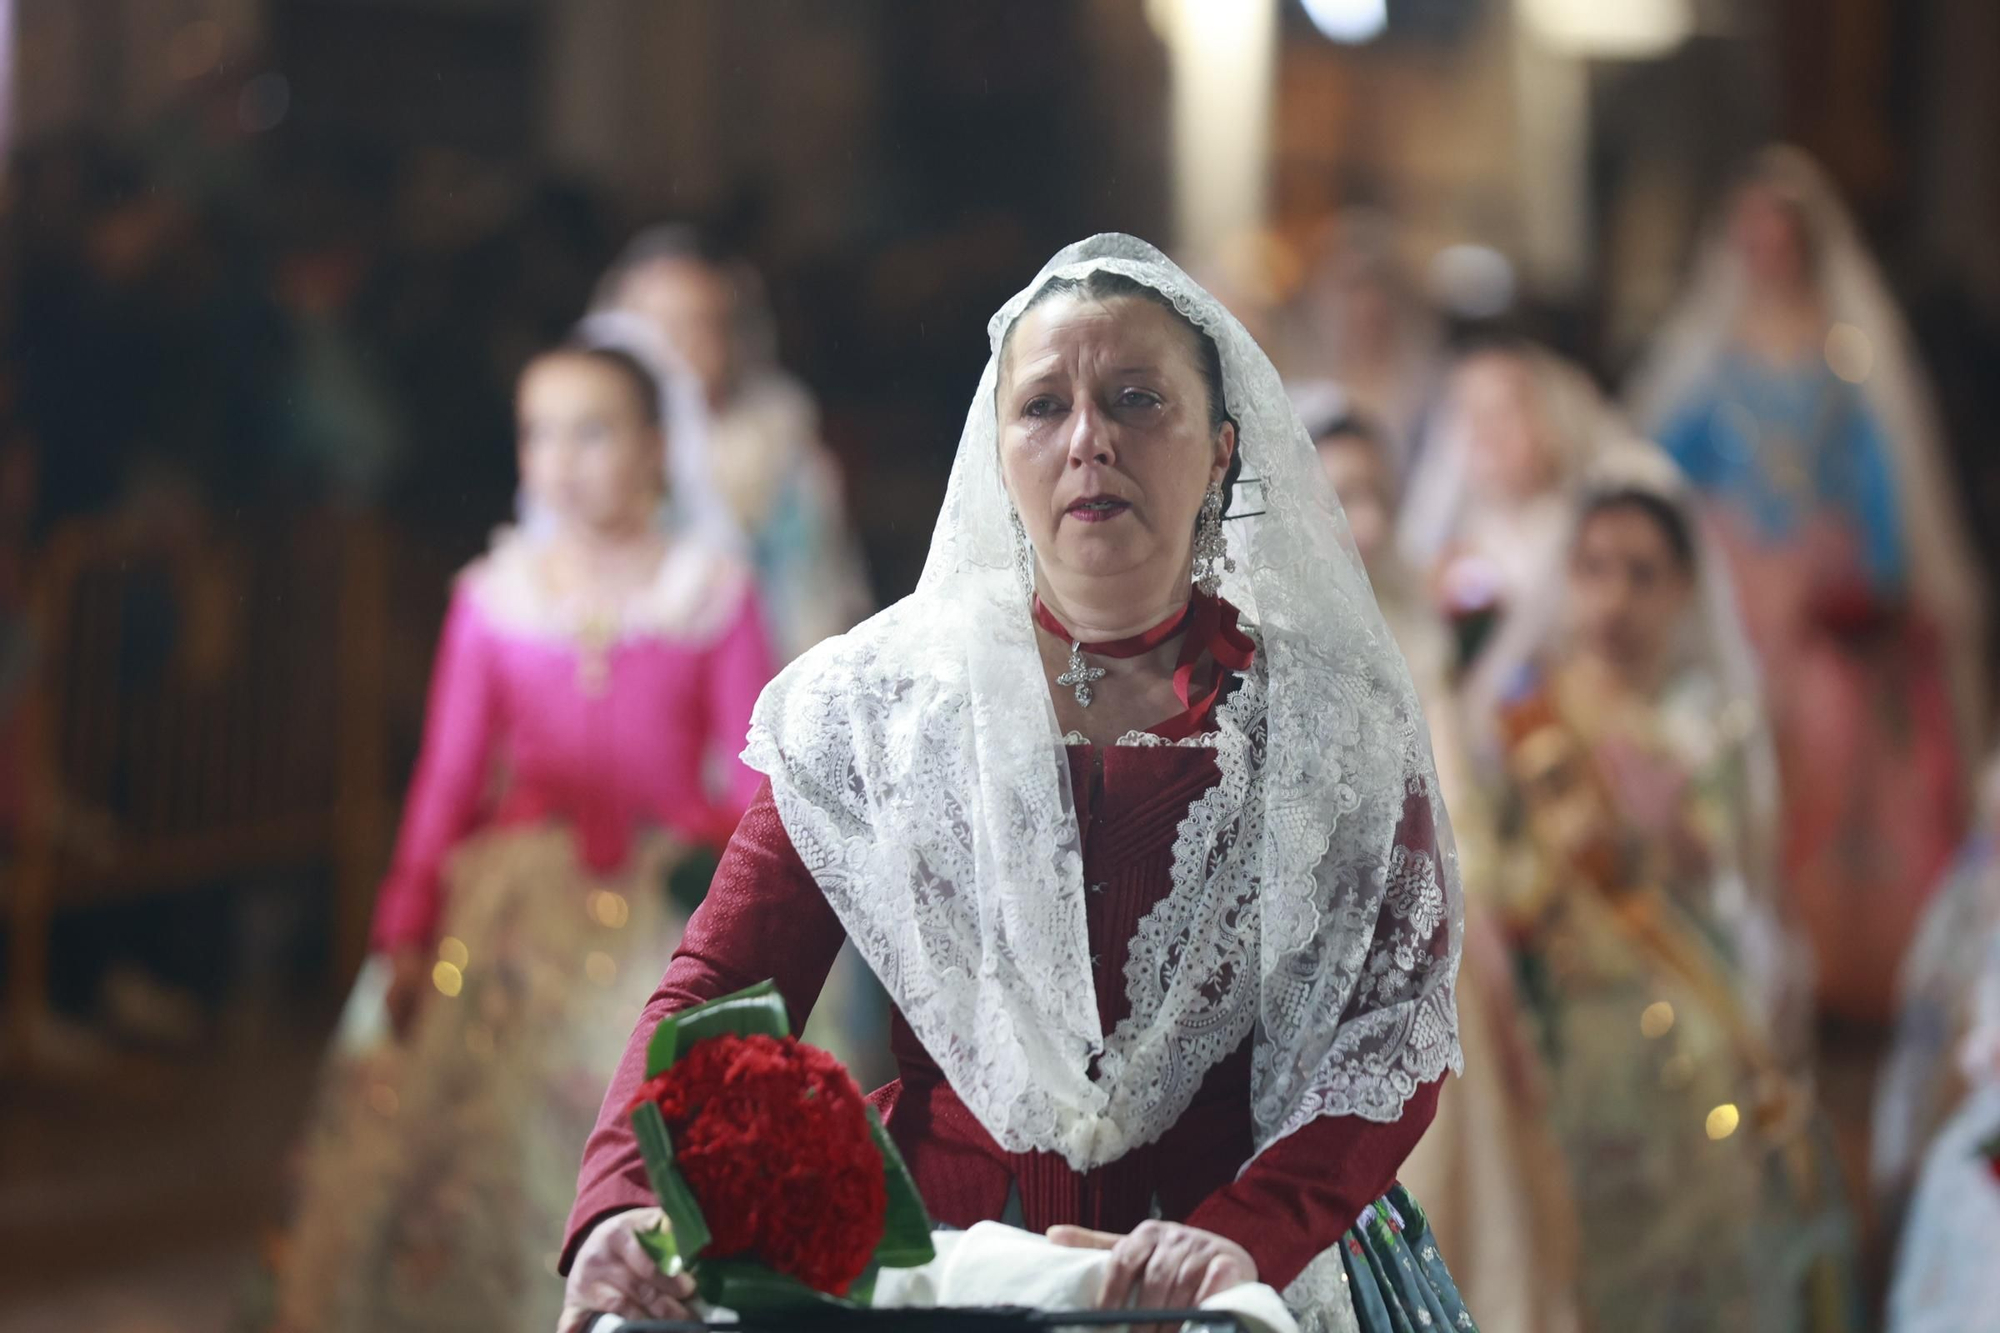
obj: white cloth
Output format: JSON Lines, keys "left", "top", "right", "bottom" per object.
{"left": 742, "top": 234, "right": 1462, "bottom": 1176}
{"left": 870, "top": 1223, "right": 1308, "bottom": 1333}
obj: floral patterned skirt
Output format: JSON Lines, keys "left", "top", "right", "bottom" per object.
{"left": 273, "top": 826, "right": 686, "bottom": 1333}
{"left": 1282, "top": 1187, "right": 1478, "bottom": 1333}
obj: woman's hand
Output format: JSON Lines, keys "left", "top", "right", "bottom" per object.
{"left": 383, "top": 948, "right": 431, "bottom": 1043}
{"left": 558, "top": 1207, "right": 697, "bottom": 1333}
{"left": 1048, "top": 1220, "right": 1256, "bottom": 1330}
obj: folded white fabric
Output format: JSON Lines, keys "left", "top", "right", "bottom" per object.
{"left": 870, "top": 1222, "right": 1301, "bottom": 1333}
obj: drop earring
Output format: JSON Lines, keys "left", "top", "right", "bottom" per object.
{"left": 1192, "top": 484, "right": 1232, "bottom": 597}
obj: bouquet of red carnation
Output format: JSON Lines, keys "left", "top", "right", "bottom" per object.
{"left": 624, "top": 981, "right": 933, "bottom": 1312}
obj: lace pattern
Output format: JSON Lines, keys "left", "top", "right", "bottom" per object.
{"left": 745, "top": 235, "right": 1462, "bottom": 1171}
{"left": 1060, "top": 730, "right": 1222, "bottom": 748}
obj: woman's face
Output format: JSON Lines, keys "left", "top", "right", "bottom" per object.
{"left": 998, "top": 293, "right": 1233, "bottom": 596}
{"left": 1567, "top": 503, "right": 1694, "bottom": 685}
{"left": 1454, "top": 351, "right": 1554, "bottom": 503}
{"left": 617, "top": 257, "right": 736, "bottom": 407}
{"left": 1731, "top": 184, "right": 1812, "bottom": 295}
{"left": 516, "top": 353, "right": 665, "bottom": 536}
{"left": 1317, "top": 434, "right": 1392, "bottom": 571}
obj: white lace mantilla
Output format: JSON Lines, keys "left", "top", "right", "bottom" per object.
{"left": 744, "top": 235, "right": 1462, "bottom": 1172}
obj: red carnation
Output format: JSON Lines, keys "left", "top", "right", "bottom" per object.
{"left": 627, "top": 1033, "right": 888, "bottom": 1295}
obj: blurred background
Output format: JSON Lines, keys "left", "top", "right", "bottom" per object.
{"left": 3, "top": 0, "right": 2000, "bottom": 1329}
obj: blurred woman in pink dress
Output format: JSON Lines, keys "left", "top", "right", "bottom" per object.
{"left": 272, "top": 320, "right": 774, "bottom": 1333}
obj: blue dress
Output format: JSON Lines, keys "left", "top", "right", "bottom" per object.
{"left": 1655, "top": 349, "right": 1964, "bottom": 1024}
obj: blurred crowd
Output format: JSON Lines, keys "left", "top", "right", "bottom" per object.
{"left": 5, "top": 66, "right": 2000, "bottom": 1333}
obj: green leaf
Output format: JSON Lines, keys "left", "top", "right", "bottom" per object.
{"left": 630, "top": 1100, "right": 712, "bottom": 1258}
{"left": 865, "top": 1105, "right": 935, "bottom": 1269}
{"left": 698, "top": 1259, "right": 856, "bottom": 1314}
{"left": 644, "top": 979, "right": 792, "bottom": 1077}
{"left": 635, "top": 1220, "right": 681, "bottom": 1275}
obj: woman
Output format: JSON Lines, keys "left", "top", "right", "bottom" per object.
{"left": 562, "top": 236, "right": 1472, "bottom": 1333}
{"left": 1886, "top": 923, "right": 2000, "bottom": 1332}
{"left": 1476, "top": 455, "right": 1850, "bottom": 1332}
{"left": 273, "top": 323, "right": 774, "bottom": 1333}
{"left": 1873, "top": 757, "right": 2000, "bottom": 1224}
{"left": 1273, "top": 213, "right": 1444, "bottom": 478}
{"left": 597, "top": 227, "right": 872, "bottom": 662}
{"left": 1302, "top": 384, "right": 1582, "bottom": 1333}
{"left": 1399, "top": 340, "right": 1637, "bottom": 672}
{"left": 1627, "top": 146, "right": 1983, "bottom": 1022}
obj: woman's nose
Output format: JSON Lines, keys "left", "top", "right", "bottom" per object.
{"left": 1065, "top": 401, "right": 1116, "bottom": 469}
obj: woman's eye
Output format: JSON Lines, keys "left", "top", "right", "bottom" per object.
{"left": 1117, "top": 389, "right": 1162, "bottom": 410}
{"left": 1023, "top": 396, "right": 1062, "bottom": 419}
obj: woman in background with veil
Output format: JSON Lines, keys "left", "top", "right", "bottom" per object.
{"left": 270, "top": 316, "right": 773, "bottom": 1333}
{"left": 1873, "top": 757, "right": 2000, "bottom": 1234}
{"left": 597, "top": 228, "right": 890, "bottom": 1081}
{"left": 1468, "top": 449, "right": 1850, "bottom": 1333}
{"left": 1398, "top": 339, "right": 1636, "bottom": 676}
{"left": 596, "top": 228, "right": 873, "bottom": 664}
{"left": 1626, "top": 146, "right": 1985, "bottom": 1023}
{"left": 1299, "top": 384, "right": 1582, "bottom": 1333}
{"left": 1886, "top": 918, "right": 2000, "bottom": 1331}
{"left": 1270, "top": 213, "right": 1445, "bottom": 481}
{"left": 562, "top": 235, "right": 1475, "bottom": 1333}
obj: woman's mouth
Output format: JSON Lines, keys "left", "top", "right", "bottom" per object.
{"left": 1065, "top": 497, "right": 1131, "bottom": 524}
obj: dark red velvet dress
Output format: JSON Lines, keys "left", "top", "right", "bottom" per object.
{"left": 565, "top": 724, "right": 1442, "bottom": 1291}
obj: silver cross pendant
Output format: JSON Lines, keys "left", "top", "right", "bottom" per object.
{"left": 1056, "top": 641, "right": 1106, "bottom": 707}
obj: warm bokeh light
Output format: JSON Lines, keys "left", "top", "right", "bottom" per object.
{"left": 1705, "top": 1103, "right": 1741, "bottom": 1141}
{"left": 1640, "top": 1001, "right": 1677, "bottom": 1039}
{"left": 432, "top": 960, "right": 465, "bottom": 998}
{"left": 588, "top": 890, "right": 631, "bottom": 930}
{"left": 1825, "top": 322, "right": 1875, "bottom": 384}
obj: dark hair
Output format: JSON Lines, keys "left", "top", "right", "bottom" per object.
{"left": 1003, "top": 270, "right": 1245, "bottom": 511}
{"left": 1577, "top": 487, "right": 1696, "bottom": 573}
{"left": 532, "top": 344, "right": 666, "bottom": 428}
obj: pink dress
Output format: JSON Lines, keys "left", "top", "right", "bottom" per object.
{"left": 278, "top": 533, "right": 776, "bottom": 1333}
{"left": 369, "top": 538, "right": 773, "bottom": 952}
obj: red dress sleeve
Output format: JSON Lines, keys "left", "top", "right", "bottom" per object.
{"left": 562, "top": 777, "right": 847, "bottom": 1270}
{"left": 1183, "top": 1078, "right": 1441, "bottom": 1291}
{"left": 368, "top": 586, "right": 502, "bottom": 954}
